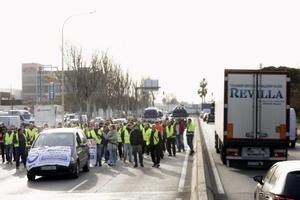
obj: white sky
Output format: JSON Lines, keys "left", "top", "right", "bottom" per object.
{"left": 1, "top": 0, "right": 300, "bottom": 103}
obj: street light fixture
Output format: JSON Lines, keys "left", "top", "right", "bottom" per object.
{"left": 61, "top": 11, "right": 96, "bottom": 127}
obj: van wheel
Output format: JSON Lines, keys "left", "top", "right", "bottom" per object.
{"left": 72, "top": 162, "right": 80, "bottom": 178}
{"left": 291, "top": 140, "right": 296, "bottom": 148}
{"left": 220, "top": 147, "right": 226, "bottom": 164}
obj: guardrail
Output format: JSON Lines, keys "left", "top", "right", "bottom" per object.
{"left": 190, "top": 118, "right": 208, "bottom": 200}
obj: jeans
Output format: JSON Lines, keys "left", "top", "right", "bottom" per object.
{"left": 5, "top": 145, "right": 13, "bottom": 162}
{"left": 186, "top": 134, "right": 194, "bottom": 152}
{"left": 132, "top": 145, "right": 143, "bottom": 166}
{"left": 123, "top": 143, "right": 132, "bottom": 162}
{"left": 176, "top": 135, "right": 185, "bottom": 152}
{"left": 109, "top": 148, "right": 117, "bottom": 165}
{"left": 96, "top": 144, "right": 103, "bottom": 165}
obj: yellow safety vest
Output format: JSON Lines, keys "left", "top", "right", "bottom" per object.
{"left": 118, "top": 128, "right": 122, "bottom": 143}
{"left": 124, "top": 129, "right": 130, "bottom": 144}
{"left": 90, "top": 130, "right": 102, "bottom": 144}
{"left": 187, "top": 122, "right": 195, "bottom": 133}
{"left": 5, "top": 132, "right": 14, "bottom": 145}
{"left": 166, "top": 125, "right": 175, "bottom": 138}
{"left": 145, "top": 128, "right": 152, "bottom": 145}
{"left": 148, "top": 131, "right": 160, "bottom": 146}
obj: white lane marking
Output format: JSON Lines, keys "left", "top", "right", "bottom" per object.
{"left": 200, "top": 120, "right": 225, "bottom": 194}
{"left": 68, "top": 179, "right": 88, "bottom": 193}
{"left": 178, "top": 149, "right": 189, "bottom": 192}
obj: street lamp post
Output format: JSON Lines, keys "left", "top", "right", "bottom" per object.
{"left": 61, "top": 11, "right": 95, "bottom": 127}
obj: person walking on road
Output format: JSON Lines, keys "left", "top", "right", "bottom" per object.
{"left": 14, "top": 128, "right": 27, "bottom": 169}
{"left": 90, "top": 123, "right": 103, "bottom": 167}
{"left": 130, "top": 124, "right": 144, "bottom": 168}
{"left": 117, "top": 123, "right": 124, "bottom": 159}
{"left": 122, "top": 123, "right": 133, "bottom": 163}
{"left": 4, "top": 127, "right": 14, "bottom": 164}
{"left": 107, "top": 124, "right": 118, "bottom": 166}
{"left": 148, "top": 124, "right": 162, "bottom": 168}
{"left": 166, "top": 121, "right": 176, "bottom": 157}
{"left": 176, "top": 119, "right": 186, "bottom": 152}
{"left": 186, "top": 118, "right": 195, "bottom": 155}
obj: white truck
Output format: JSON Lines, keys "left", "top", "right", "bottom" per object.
{"left": 34, "top": 105, "right": 62, "bottom": 128}
{"left": 214, "top": 69, "right": 290, "bottom": 168}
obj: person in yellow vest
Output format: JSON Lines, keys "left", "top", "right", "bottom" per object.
{"left": 4, "top": 127, "right": 14, "bottom": 164}
{"left": 84, "top": 123, "right": 92, "bottom": 139}
{"left": 166, "top": 121, "right": 176, "bottom": 157}
{"left": 13, "top": 128, "right": 27, "bottom": 169}
{"left": 186, "top": 118, "right": 195, "bottom": 155}
{"left": 148, "top": 124, "right": 162, "bottom": 168}
{"left": 25, "top": 123, "right": 38, "bottom": 146}
{"left": 90, "top": 123, "right": 103, "bottom": 167}
{"left": 143, "top": 123, "right": 152, "bottom": 156}
{"left": 122, "top": 123, "right": 132, "bottom": 163}
{"left": 117, "top": 123, "right": 124, "bottom": 159}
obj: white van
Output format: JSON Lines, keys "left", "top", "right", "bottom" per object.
{"left": 289, "top": 108, "right": 298, "bottom": 148}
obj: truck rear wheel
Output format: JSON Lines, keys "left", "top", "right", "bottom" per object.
{"left": 220, "top": 147, "right": 226, "bottom": 164}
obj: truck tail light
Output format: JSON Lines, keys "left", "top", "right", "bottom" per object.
{"left": 272, "top": 149, "right": 286, "bottom": 158}
{"left": 280, "top": 124, "right": 286, "bottom": 140}
{"left": 227, "top": 148, "right": 239, "bottom": 157}
{"left": 227, "top": 123, "right": 233, "bottom": 139}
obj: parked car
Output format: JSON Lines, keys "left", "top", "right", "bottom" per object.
{"left": 200, "top": 109, "right": 210, "bottom": 119}
{"left": 253, "top": 160, "right": 300, "bottom": 200}
{"left": 26, "top": 128, "right": 90, "bottom": 181}
{"left": 172, "top": 105, "right": 189, "bottom": 119}
{"left": 289, "top": 108, "right": 298, "bottom": 148}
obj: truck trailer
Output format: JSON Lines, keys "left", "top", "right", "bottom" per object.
{"left": 214, "top": 69, "right": 290, "bottom": 168}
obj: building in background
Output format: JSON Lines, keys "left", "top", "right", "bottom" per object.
{"left": 22, "top": 63, "right": 61, "bottom": 104}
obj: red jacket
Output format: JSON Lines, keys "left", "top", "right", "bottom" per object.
{"left": 179, "top": 121, "right": 185, "bottom": 135}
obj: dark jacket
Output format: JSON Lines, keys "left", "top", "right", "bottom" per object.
{"left": 130, "top": 128, "right": 143, "bottom": 146}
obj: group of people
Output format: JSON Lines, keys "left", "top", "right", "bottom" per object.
{"left": 82, "top": 118, "right": 196, "bottom": 168}
{"left": 0, "top": 118, "right": 196, "bottom": 170}
{"left": 0, "top": 123, "right": 38, "bottom": 169}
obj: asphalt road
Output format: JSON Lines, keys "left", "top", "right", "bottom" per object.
{"left": 0, "top": 137, "right": 195, "bottom": 200}
{"left": 200, "top": 119, "right": 300, "bottom": 200}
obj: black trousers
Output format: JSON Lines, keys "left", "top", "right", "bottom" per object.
{"left": 150, "top": 145, "right": 161, "bottom": 165}
{"left": 166, "top": 138, "right": 176, "bottom": 156}
{"left": 118, "top": 142, "right": 123, "bottom": 159}
{"left": 16, "top": 147, "right": 27, "bottom": 168}
{"left": 132, "top": 145, "right": 143, "bottom": 166}
{"left": 0, "top": 143, "right": 4, "bottom": 162}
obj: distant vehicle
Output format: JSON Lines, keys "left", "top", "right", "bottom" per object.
{"left": 215, "top": 70, "right": 289, "bottom": 168}
{"left": 289, "top": 108, "right": 297, "bottom": 148}
{"left": 143, "top": 107, "right": 160, "bottom": 122}
{"left": 8, "top": 110, "right": 34, "bottom": 126}
{"left": 94, "top": 116, "right": 104, "bottom": 124}
{"left": 0, "top": 115, "right": 21, "bottom": 128}
{"left": 206, "top": 113, "right": 215, "bottom": 123}
{"left": 171, "top": 105, "right": 189, "bottom": 119}
{"left": 34, "top": 105, "right": 62, "bottom": 128}
{"left": 200, "top": 109, "right": 210, "bottom": 119}
{"left": 26, "top": 128, "right": 90, "bottom": 181}
{"left": 112, "top": 118, "right": 127, "bottom": 124}
{"left": 253, "top": 160, "right": 300, "bottom": 200}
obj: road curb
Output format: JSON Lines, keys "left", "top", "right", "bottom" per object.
{"left": 190, "top": 118, "right": 208, "bottom": 200}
